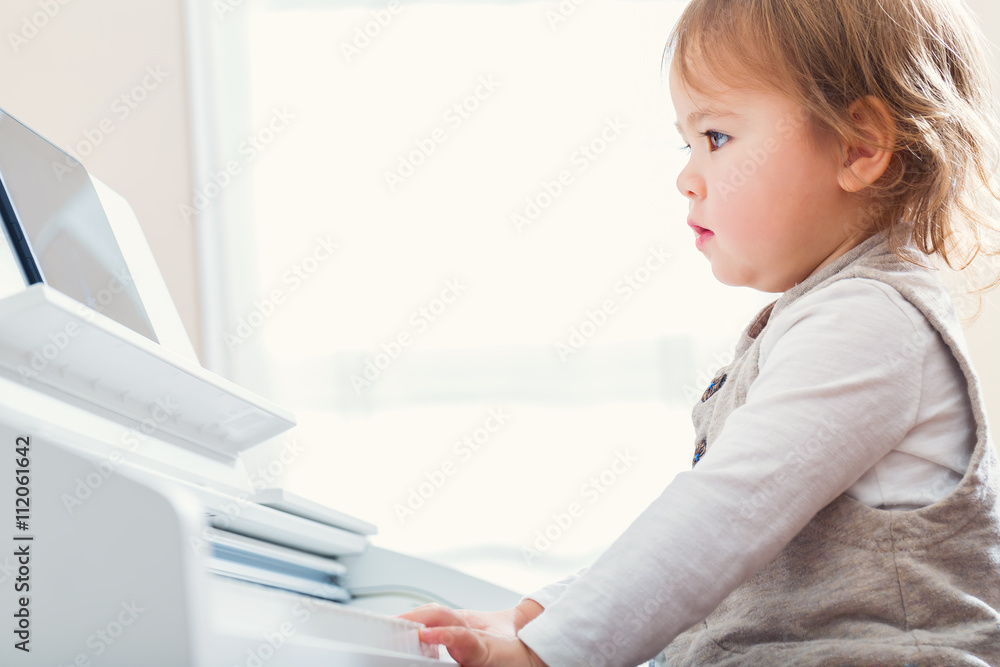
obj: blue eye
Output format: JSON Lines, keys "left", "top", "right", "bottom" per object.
{"left": 677, "top": 130, "right": 731, "bottom": 154}
{"left": 703, "top": 130, "right": 730, "bottom": 150}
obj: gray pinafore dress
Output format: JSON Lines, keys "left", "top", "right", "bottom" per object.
{"left": 657, "top": 230, "right": 1000, "bottom": 666}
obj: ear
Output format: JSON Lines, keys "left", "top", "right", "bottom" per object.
{"left": 837, "top": 96, "right": 896, "bottom": 194}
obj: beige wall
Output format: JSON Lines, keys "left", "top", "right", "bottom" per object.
{"left": 0, "top": 0, "right": 200, "bottom": 358}
{"left": 963, "top": 0, "right": 1000, "bottom": 436}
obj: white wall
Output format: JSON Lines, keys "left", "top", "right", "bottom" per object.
{"left": 0, "top": 0, "right": 200, "bottom": 358}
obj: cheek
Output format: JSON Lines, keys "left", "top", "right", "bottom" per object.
{"left": 771, "top": 142, "right": 841, "bottom": 197}
{"left": 720, "top": 144, "right": 835, "bottom": 225}
{"left": 711, "top": 160, "right": 775, "bottom": 223}
{"left": 713, "top": 147, "right": 788, "bottom": 206}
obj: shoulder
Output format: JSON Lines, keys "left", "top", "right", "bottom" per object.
{"left": 758, "top": 277, "right": 934, "bottom": 365}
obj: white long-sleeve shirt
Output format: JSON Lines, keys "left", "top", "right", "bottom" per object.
{"left": 517, "top": 277, "right": 977, "bottom": 666}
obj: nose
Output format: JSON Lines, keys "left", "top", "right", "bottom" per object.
{"left": 676, "top": 159, "right": 705, "bottom": 201}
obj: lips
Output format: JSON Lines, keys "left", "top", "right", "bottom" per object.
{"left": 688, "top": 220, "right": 714, "bottom": 250}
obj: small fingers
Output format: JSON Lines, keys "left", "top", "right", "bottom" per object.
{"left": 397, "top": 603, "right": 467, "bottom": 629}
{"left": 419, "top": 625, "right": 490, "bottom": 665}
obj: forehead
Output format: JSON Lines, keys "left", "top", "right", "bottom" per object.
{"left": 670, "top": 68, "right": 752, "bottom": 129}
{"left": 669, "top": 64, "right": 806, "bottom": 131}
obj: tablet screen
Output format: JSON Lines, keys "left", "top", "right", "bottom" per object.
{"left": 0, "top": 110, "right": 157, "bottom": 342}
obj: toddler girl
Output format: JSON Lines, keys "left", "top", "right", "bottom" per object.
{"left": 402, "top": 0, "right": 1000, "bottom": 664}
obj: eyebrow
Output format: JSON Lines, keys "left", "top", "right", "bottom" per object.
{"left": 674, "top": 109, "right": 742, "bottom": 133}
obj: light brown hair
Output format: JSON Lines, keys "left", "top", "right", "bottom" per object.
{"left": 664, "top": 0, "right": 1000, "bottom": 293}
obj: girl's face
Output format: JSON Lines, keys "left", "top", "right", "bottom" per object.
{"left": 669, "top": 66, "right": 864, "bottom": 293}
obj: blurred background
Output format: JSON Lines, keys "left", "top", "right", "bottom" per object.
{"left": 2, "top": 0, "right": 998, "bottom": 597}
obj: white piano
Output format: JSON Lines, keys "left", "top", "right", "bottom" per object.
{"left": 0, "top": 108, "right": 520, "bottom": 666}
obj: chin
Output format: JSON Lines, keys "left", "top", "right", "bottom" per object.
{"left": 709, "top": 263, "right": 745, "bottom": 288}
{"left": 710, "top": 265, "right": 782, "bottom": 293}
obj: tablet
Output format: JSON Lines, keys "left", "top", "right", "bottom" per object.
{"left": 0, "top": 108, "right": 157, "bottom": 342}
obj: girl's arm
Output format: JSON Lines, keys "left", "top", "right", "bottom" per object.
{"left": 519, "top": 567, "right": 589, "bottom": 610}
{"left": 515, "top": 279, "right": 932, "bottom": 666}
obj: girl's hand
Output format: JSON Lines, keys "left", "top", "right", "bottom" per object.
{"left": 428, "top": 599, "right": 544, "bottom": 639}
{"left": 399, "top": 603, "right": 548, "bottom": 667}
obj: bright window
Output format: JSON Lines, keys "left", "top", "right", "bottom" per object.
{"left": 190, "top": 0, "right": 773, "bottom": 596}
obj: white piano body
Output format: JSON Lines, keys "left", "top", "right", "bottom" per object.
{"left": 0, "top": 116, "right": 520, "bottom": 666}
